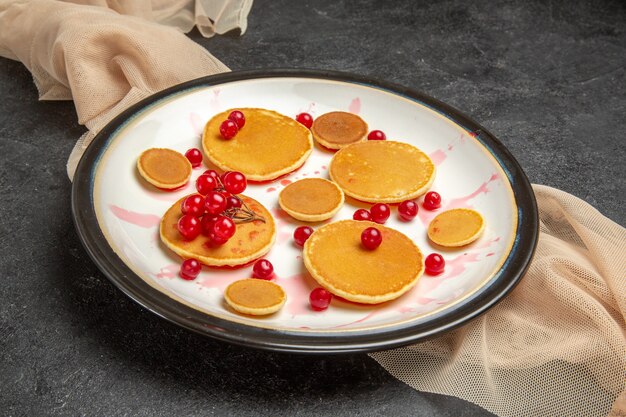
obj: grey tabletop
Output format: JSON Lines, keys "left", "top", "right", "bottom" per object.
{"left": 1, "top": 0, "right": 624, "bottom": 416}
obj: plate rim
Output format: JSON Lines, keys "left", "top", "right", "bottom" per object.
{"left": 71, "top": 68, "right": 538, "bottom": 354}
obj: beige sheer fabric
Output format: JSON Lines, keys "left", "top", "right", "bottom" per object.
{"left": 371, "top": 184, "right": 626, "bottom": 417}
{"left": 0, "top": 0, "right": 250, "bottom": 178}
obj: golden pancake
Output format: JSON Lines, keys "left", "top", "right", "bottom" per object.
{"left": 224, "top": 279, "right": 286, "bottom": 316}
{"left": 137, "top": 148, "right": 192, "bottom": 189}
{"left": 160, "top": 195, "right": 276, "bottom": 267}
{"left": 202, "top": 108, "right": 313, "bottom": 181}
{"left": 303, "top": 220, "right": 424, "bottom": 304}
{"left": 428, "top": 208, "right": 485, "bottom": 247}
{"left": 278, "top": 178, "right": 344, "bottom": 222}
{"left": 310, "top": 111, "right": 368, "bottom": 149}
{"left": 329, "top": 141, "right": 436, "bottom": 203}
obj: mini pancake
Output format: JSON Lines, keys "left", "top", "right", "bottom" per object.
{"left": 303, "top": 220, "right": 424, "bottom": 304}
{"left": 224, "top": 279, "right": 286, "bottom": 316}
{"left": 428, "top": 208, "right": 485, "bottom": 247}
{"left": 278, "top": 178, "right": 344, "bottom": 222}
{"left": 202, "top": 108, "right": 313, "bottom": 181}
{"left": 160, "top": 195, "right": 276, "bottom": 267}
{"left": 329, "top": 141, "right": 436, "bottom": 203}
{"left": 310, "top": 111, "right": 368, "bottom": 149}
{"left": 137, "top": 148, "right": 192, "bottom": 189}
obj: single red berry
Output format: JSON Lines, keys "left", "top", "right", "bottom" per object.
{"left": 226, "top": 196, "right": 242, "bottom": 210}
{"left": 222, "top": 171, "right": 247, "bottom": 194}
{"left": 309, "top": 288, "right": 332, "bottom": 311}
{"left": 180, "top": 259, "right": 201, "bottom": 280}
{"left": 367, "top": 130, "right": 386, "bottom": 141}
{"left": 228, "top": 110, "right": 246, "bottom": 128}
{"left": 370, "top": 203, "right": 391, "bottom": 224}
{"left": 294, "top": 226, "right": 314, "bottom": 246}
{"left": 208, "top": 231, "right": 229, "bottom": 246}
{"left": 398, "top": 200, "right": 418, "bottom": 221}
{"left": 219, "top": 119, "right": 239, "bottom": 139}
{"left": 185, "top": 148, "right": 203, "bottom": 168}
{"left": 295, "top": 112, "right": 313, "bottom": 129}
{"left": 196, "top": 174, "right": 217, "bottom": 195}
{"left": 211, "top": 215, "right": 236, "bottom": 240}
{"left": 425, "top": 253, "right": 445, "bottom": 276}
{"left": 204, "top": 190, "right": 227, "bottom": 215}
{"left": 181, "top": 194, "right": 205, "bottom": 217}
{"left": 252, "top": 259, "right": 274, "bottom": 280}
{"left": 200, "top": 214, "right": 218, "bottom": 236}
{"left": 203, "top": 169, "right": 220, "bottom": 182}
{"left": 361, "top": 227, "right": 383, "bottom": 250}
{"left": 423, "top": 191, "right": 442, "bottom": 210}
{"left": 353, "top": 209, "right": 372, "bottom": 221}
{"left": 177, "top": 214, "right": 201, "bottom": 240}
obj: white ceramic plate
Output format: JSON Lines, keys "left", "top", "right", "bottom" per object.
{"left": 72, "top": 70, "right": 538, "bottom": 353}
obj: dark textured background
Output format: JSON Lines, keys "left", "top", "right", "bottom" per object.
{"left": 1, "top": 0, "right": 624, "bottom": 416}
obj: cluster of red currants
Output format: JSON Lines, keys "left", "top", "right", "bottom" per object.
{"left": 177, "top": 169, "right": 247, "bottom": 246}
{"left": 219, "top": 110, "right": 246, "bottom": 139}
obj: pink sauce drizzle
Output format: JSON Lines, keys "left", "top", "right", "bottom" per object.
{"left": 266, "top": 187, "right": 276, "bottom": 193}
{"left": 280, "top": 179, "right": 292, "bottom": 186}
{"left": 429, "top": 149, "right": 447, "bottom": 166}
{"left": 155, "top": 264, "right": 179, "bottom": 279}
{"left": 189, "top": 112, "right": 204, "bottom": 136}
{"left": 348, "top": 97, "right": 361, "bottom": 114}
{"left": 109, "top": 205, "right": 161, "bottom": 228}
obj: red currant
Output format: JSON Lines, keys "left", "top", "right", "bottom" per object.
{"left": 204, "top": 190, "right": 227, "bottom": 215}
{"left": 309, "top": 288, "right": 332, "bottom": 311}
{"left": 211, "top": 215, "right": 236, "bottom": 240}
{"left": 425, "top": 253, "right": 445, "bottom": 276}
{"left": 226, "top": 196, "right": 242, "bottom": 210}
{"left": 353, "top": 209, "right": 372, "bottom": 221}
{"left": 398, "top": 200, "right": 418, "bottom": 221}
{"left": 203, "top": 169, "right": 220, "bottom": 182}
{"left": 370, "top": 203, "right": 390, "bottom": 224}
{"left": 184, "top": 148, "right": 203, "bottom": 168}
{"left": 293, "top": 226, "right": 314, "bottom": 246}
{"left": 177, "top": 214, "right": 201, "bottom": 240}
{"left": 219, "top": 119, "right": 239, "bottom": 139}
{"left": 208, "top": 231, "right": 229, "bottom": 246}
{"left": 423, "top": 191, "right": 442, "bottom": 210}
{"left": 222, "top": 171, "right": 247, "bottom": 194}
{"left": 367, "top": 130, "right": 386, "bottom": 141}
{"left": 295, "top": 112, "right": 313, "bottom": 129}
{"left": 196, "top": 174, "right": 217, "bottom": 195}
{"left": 200, "top": 214, "right": 217, "bottom": 236}
{"left": 252, "top": 259, "right": 274, "bottom": 280}
{"left": 181, "top": 194, "right": 205, "bottom": 217}
{"left": 361, "top": 227, "right": 382, "bottom": 250}
{"left": 228, "top": 110, "right": 246, "bottom": 128}
{"left": 180, "top": 259, "right": 201, "bottom": 280}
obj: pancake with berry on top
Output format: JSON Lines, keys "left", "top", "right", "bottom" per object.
{"left": 303, "top": 220, "right": 424, "bottom": 304}
{"left": 160, "top": 194, "right": 276, "bottom": 267}
{"left": 202, "top": 108, "right": 313, "bottom": 181}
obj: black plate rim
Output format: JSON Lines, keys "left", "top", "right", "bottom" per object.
{"left": 71, "top": 68, "right": 538, "bottom": 354}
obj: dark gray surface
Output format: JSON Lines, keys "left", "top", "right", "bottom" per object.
{"left": 1, "top": 0, "right": 624, "bottom": 416}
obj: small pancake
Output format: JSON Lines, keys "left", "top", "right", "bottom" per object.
{"left": 428, "top": 208, "right": 485, "bottom": 247}
{"left": 278, "top": 178, "right": 344, "bottom": 222}
{"left": 224, "top": 279, "right": 286, "bottom": 316}
{"left": 329, "top": 141, "right": 436, "bottom": 203}
{"left": 160, "top": 195, "right": 276, "bottom": 267}
{"left": 202, "top": 108, "right": 313, "bottom": 181}
{"left": 303, "top": 220, "right": 424, "bottom": 304}
{"left": 310, "top": 111, "right": 368, "bottom": 149}
{"left": 137, "top": 148, "right": 192, "bottom": 189}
